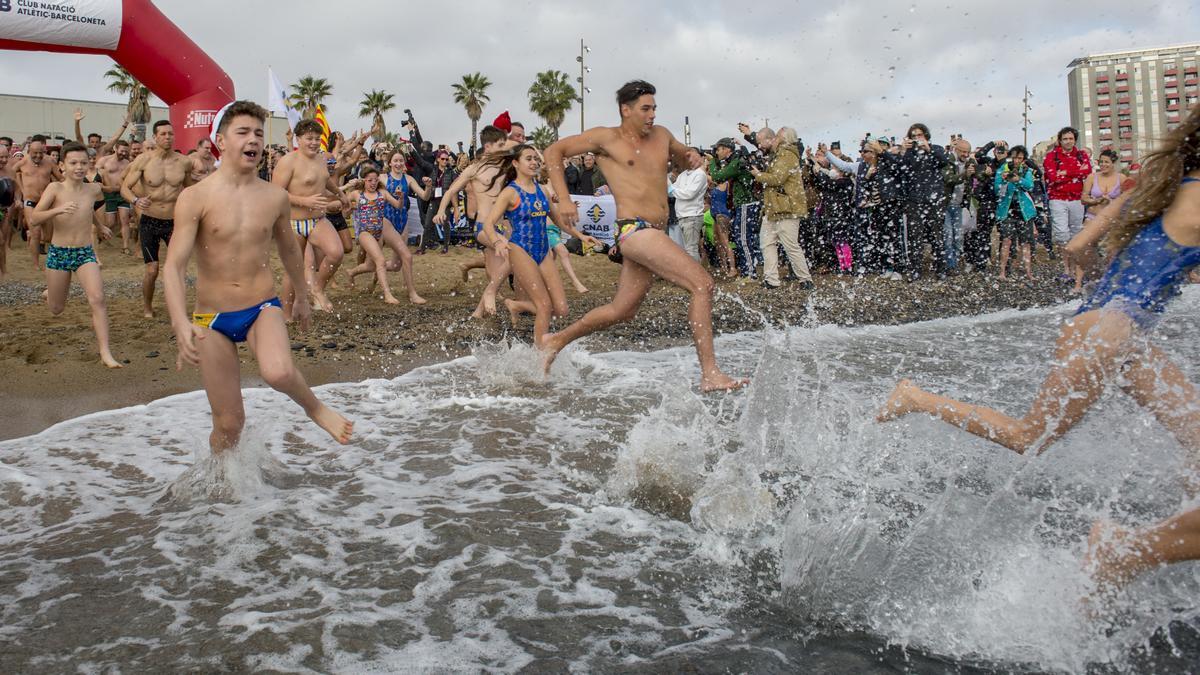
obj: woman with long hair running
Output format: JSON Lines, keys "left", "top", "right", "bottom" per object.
{"left": 478, "top": 145, "right": 600, "bottom": 346}
{"left": 878, "top": 107, "right": 1200, "bottom": 594}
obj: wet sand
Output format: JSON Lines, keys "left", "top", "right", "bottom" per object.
{"left": 0, "top": 237, "right": 1072, "bottom": 441}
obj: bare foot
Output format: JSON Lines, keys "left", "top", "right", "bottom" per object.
{"left": 383, "top": 295, "right": 401, "bottom": 305}
{"left": 877, "top": 379, "right": 919, "bottom": 422}
{"left": 101, "top": 353, "right": 124, "bottom": 369}
{"left": 344, "top": 270, "right": 357, "bottom": 290}
{"left": 504, "top": 298, "right": 521, "bottom": 325}
{"left": 700, "top": 371, "right": 751, "bottom": 393}
{"left": 541, "top": 332, "right": 564, "bottom": 375}
{"left": 482, "top": 290, "right": 498, "bottom": 316}
{"left": 311, "top": 290, "right": 333, "bottom": 312}
{"left": 573, "top": 284, "right": 589, "bottom": 294}
{"left": 459, "top": 263, "right": 470, "bottom": 283}
{"left": 309, "top": 404, "right": 354, "bottom": 444}
{"left": 408, "top": 293, "right": 427, "bottom": 305}
{"left": 142, "top": 308, "right": 155, "bottom": 319}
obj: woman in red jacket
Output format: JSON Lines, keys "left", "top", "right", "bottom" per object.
{"left": 1043, "top": 126, "right": 1092, "bottom": 280}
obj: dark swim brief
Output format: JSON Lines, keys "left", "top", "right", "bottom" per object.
{"left": 607, "top": 218, "right": 657, "bottom": 264}
{"left": 103, "top": 191, "right": 130, "bottom": 213}
{"left": 328, "top": 211, "right": 350, "bottom": 232}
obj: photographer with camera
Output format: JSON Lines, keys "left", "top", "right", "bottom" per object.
{"left": 942, "top": 138, "right": 976, "bottom": 272}
{"left": 709, "top": 136, "right": 762, "bottom": 279}
{"left": 749, "top": 127, "right": 812, "bottom": 290}
{"left": 897, "top": 122, "right": 950, "bottom": 281}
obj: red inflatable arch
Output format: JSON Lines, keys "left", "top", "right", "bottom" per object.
{"left": 0, "top": 0, "right": 234, "bottom": 151}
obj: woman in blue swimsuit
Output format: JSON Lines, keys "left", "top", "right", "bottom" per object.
{"left": 479, "top": 145, "right": 601, "bottom": 347}
{"left": 340, "top": 167, "right": 413, "bottom": 305}
{"left": 879, "top": 108, "right": 1200, "bottom": 594}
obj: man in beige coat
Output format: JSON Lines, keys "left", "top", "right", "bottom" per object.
{"left": 750, "top": 127, "right": 812, "bottom": 289}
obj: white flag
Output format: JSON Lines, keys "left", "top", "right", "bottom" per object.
{"left": 267, "top": 67, "right": 300, "bottom": 132}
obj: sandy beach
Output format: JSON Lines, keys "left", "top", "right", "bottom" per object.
{"left": 0, "top": 236, "right": 1071, "bottom": 441}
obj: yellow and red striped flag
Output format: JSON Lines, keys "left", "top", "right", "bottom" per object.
{"left": 314, "top": 105, "right": 332, "bottom": 151}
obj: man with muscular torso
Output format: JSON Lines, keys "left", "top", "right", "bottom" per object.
{"left": 121, "top": 120, "right": 195, "bottom": 317}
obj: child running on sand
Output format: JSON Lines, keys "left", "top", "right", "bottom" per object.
{"left": 164, "top": 101, "right": 353, "bottom": 452}
{"left": 878, "top": 106, "right": 1200, "bottom": 596}
{"left": 28, "top": 141, "right": 121, "bottom": 368}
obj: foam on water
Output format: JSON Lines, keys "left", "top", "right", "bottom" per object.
{"left": 3, "top": 289, "right": 1200, "bottom": 671}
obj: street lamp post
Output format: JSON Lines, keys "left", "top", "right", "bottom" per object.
{"left": 576, "top": 38, "right": 591, "bottom": 133}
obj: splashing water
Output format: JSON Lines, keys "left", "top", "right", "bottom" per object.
{"left": 2, "top": 290, "right": 1199, "bottom": 671}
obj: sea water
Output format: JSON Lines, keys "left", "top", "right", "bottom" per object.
{"left": 3, "top": 289, "right": 1199, "bottom": 672}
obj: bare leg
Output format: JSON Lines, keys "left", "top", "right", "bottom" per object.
{"left": 504, "top": 247, "right": 553, "bottom": 346}
{"left": 877, "top": 310, "right": 1135, "bottom": 454}
{"left": 45, "top": 267, "right": 71, "bottom": 316}
{"left": 308, "top": 219, "right": 343, "bottom": 311}
{"left": 358, "top": 234, "right": 400, "bottom": 304}
{"left": 195, "top": 327, "right": 247, "bottom": 454}
{"left": 74, "top": 262, "right": 122, "bottom": 368}
{"left": 0, "top": 213, "right": 9, "bottom": 276}
{"left": 247, "top": 308, "right": 353, "bottom": 444}
{"left": 381, "top": 225, "right": 425, "bottom": 304}
{"left": 545, "top": 229, "right": 748, "bottom": 391}
{"left": 713, "top": 214, "right": 737, "bottom": 277}
{"left": 460, "top": 253, "right": 486, "bottom": 283}
{"left": 553, "top": 244, "right": 588, "bottom": 293}
{"left": 118, "top": 208, "right": 132, "bottom": 254}
{"left": 281, "top": 230, "right": 309, "bottom": 319}
{"left": 1118, "top": 343, "right": 1200, "bottom": 467}
{"left": 142, "top": 261, "right": 159, "bottom": 318}
{"left": 1086, "top": 509, "right": 1200, "bottom": 595}
{"left": 1021, "top": 243, "right": 1033, "bottom": 281}
{"left": 998, "top": 239, "right": 1011, "bottom": 280}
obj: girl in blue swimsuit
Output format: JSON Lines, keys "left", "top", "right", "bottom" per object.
{"left": 381, "top": 150, "right": 431, "bottom": 304}
{"left": 879, "top": 109, "right": 1200, "bottom": 595}
{"left": 479, "top": 145, "right": 601, "bottom": 347}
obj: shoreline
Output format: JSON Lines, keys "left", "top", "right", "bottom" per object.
{"left": 0, "top": 243, "right": 1073, "bottom": 441}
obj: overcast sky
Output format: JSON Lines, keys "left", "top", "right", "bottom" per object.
{"left": 1, "top": 0, "right": 1196, "bottom": 151}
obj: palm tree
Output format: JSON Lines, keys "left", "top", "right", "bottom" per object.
{"left": 451, "top": 72, "right": 492, "bottom": 152}
{"left": 528, "top": 126, "right": 556, "bottom": 151}
{"left": 527, "top": 70, "right": 578, "bottom": 141}
{"left": 358, "top": 89, "right": 395, "bottom": 142}
{"left": 290, "top": 76, "right": 333, "bottom": 118}
{"left": 103, "top": 64, "right": 150, "bottom": 141}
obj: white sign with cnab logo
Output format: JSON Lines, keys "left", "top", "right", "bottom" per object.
{"left": 0, "top": 0, "right": 122, "bottom": 50}
{"left": 571, "top": 194, "right": 617, "bottom": 246}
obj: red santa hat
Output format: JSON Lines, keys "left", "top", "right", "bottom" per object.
{"left": 492, "top": 111, "right": 512, "bottom": 134}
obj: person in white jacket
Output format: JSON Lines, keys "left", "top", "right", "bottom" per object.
{"left": 670, "top": 148, "right": 710, "bottom": 261}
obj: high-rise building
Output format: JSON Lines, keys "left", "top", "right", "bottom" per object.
{"left": 1067, "top": 43, "right": 1199, "bottom": 162}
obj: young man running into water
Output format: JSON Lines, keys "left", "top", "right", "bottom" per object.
{"left": 28, "top": 142, "right": 121, "bottom": 368}
{"left": 542, "top": 81, "right": 748, "bottom": 392}
{"left": 164, "top": 100, "right": 353, "bottom": 452}
{"left": 272, "top": 119, "right": 345, "bottom": 314}
{"left": 121, "top": 120, "right": 194, "bottom": 317}
{"left": 95, "top": 140, "right": 134, "bottom": 254}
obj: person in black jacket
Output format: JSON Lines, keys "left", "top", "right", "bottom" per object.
{"left": 896, "top": 123, "right": 949, "bottom": 280}
{"left": 962, "top": 156, "right": 998, "bottom": 270}
{"left": 570, "top": 153, "right": 599, "bottom": 195}
{"left": 419, "top": 150, "right": 458, "bottom": 252}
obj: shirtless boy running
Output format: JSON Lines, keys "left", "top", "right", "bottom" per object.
{"left": 542, "top": 81, "right": 748, "bottom": 392}
{"left": 28, "top": 142, "right": 121, "bottom": 368}
{"left": 272, "top": 119, "right": 345, "bottom": 314}
{"left": 121, "top": 120, "right": 195, "bottom": 317}
{"left": 433, "top": 125, "right": 510, "bottom": 318}
{"left": 164, "top": 101, "right": 353, "bottom": 453}
{"left": 14, "top": 135, "right": 63, "bottom": 270}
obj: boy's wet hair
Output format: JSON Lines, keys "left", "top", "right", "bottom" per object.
{"left": 60, "top": 141, "right": 89, "bottom": 161}
{"left": 295, "top": 119, "right": 323, "bottom": 138}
